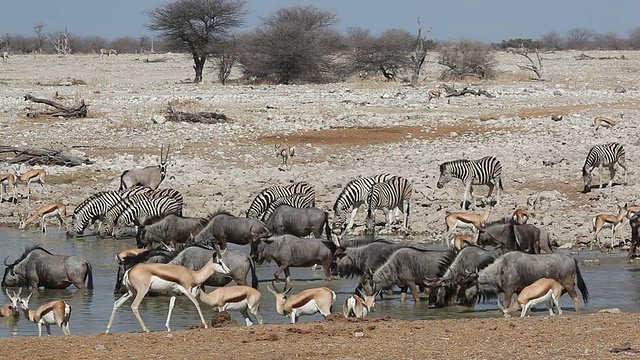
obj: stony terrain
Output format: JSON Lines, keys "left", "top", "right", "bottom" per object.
{"left": 1, "top": 50, "right": 640, "bottom": 357}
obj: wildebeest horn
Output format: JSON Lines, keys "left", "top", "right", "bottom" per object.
{"left": 3, "top": 256, "right": 12, "bottom": 267}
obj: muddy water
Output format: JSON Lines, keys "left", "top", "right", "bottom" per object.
{"left": 0, "top": 228, "right": 638, "bottom": 337}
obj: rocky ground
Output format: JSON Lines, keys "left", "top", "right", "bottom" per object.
{"left": 0, "top": 50, "right": 639, "bottom": 356}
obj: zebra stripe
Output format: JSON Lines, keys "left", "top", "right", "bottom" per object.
{"left": 246, "top": 182, "right": 315, "bottom": 218}
{"left": 332, "top": 173, "right": 394, "bottom": 231}
{"left": 582, "top": 142, "right": 627, "bottom": 192}
{"left": 114, "top": 197, "right": 183, "bottom": 235}
{"left": 437, "top": 156, "right": 503, "bottom": 207}
{"left": 70, "top": 190, "right": 123, "bottom": 235}
{"left": 261, "top": 192, "right": 316, "bottom": 221}
{"left": 366, "top": 176, "right": 413, "bottom": 229}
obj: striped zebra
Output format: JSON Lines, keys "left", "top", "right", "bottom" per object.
{"left": 366, "top": 176, "right": 413, "bottom": 231}
{"left": 100, "top": 188, "right": 183, "bottom": 237}
{"left": 582, "top": 142, "right": 627, "bottom": 193}
{"left": 69, "top": 190, "right": 123, "bottom": 236}
{"left": 260, "top": 192, "right": 316, "bottom": 221}
{"left": 437, "top": 156, "right": 503, "bottom": 209}
{"left": 246, "top": 182, "right": 315, "bottom": 219}
{"left": 332, "top": 173, "right": 394, "bottom": 232}
{"left": 113, "top": 197, "right": 183, "bottom": 237}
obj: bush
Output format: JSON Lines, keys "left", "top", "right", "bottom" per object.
{"left": 438, "top": 40, "right": 496, "bottom": 80}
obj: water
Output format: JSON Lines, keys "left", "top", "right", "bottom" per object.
{"left": 0, "top": 227, "right": 639, "bottom": 337}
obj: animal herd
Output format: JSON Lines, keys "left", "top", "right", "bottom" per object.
{"left": 0, "top": 136, "right": 637, "bottom": 336}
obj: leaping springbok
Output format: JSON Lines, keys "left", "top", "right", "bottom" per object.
{"left": 592, "top": 203, "right": 628, "bottom": 250}
{"left": 0, "top": 173, "right": 17, "bottom": 203}
{"left": 198, "top": 285, "right": 264, "bottom": 326}
{"left": 14, "top": 166, "right": 46, "bottom": 201}
{"left": 105, "top": 245, "right": 230, "bottom": 333}
{"left": 19, "top": 202, "right": 68, "bottom": 233}
{"left": 497, "top": 278, "right": 564, "bottom": 318}
{"left": 267, "top": 280, "right": 335, "bottom": 323}
{"left": 442, "top": 205, "right": 491, "bottom": 244}
{"left": 16, "top": 289, "right": 72, "bottom": 336}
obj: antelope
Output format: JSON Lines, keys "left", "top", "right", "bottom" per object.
{"left": 198, "top": 285, "right": 264, "bottom": 326}
{"left": 15, "top": 167, "right": 46, "bottom": 200}
{"left": 0, "top": 173, "right": 17, "bottom": 202}
{"left": 100, "top": 48, "right": 118, "bottom": 57}
{"left": 427, "top": 89, "right": 441, "bottom": 102}
{"left": 119, "top": 144, "right": 170, "bottom": 191}
{"left": 512, "top": 195, "right": 538, "bottom": 225}
{"left": 1, "top": 289, "right": 20, "bottom": 319}
{"left": 275, "top": 144, "right": 295, "bottom": 169}
{"left": 267, "top": 280, "right": 335, "bottom": 324}
{"left": 443, "top": 206, "right": 491, "bottom": 244}
{"left": 593, "top": 116, "right": 618, "bottom": 131}
{"left": 592, "top": 203, "right": 628, "bottom": 250}
{"left": 16, "top": 289, "right": 72, "bottom": 336}
{"left": 19, "top": 202, "right": 68, "bottom": 233}
{"left": 105, "top": 246, "right": 231, "bottom": 333}
{"left": 1, "top": 52, "right": 8, "bottom": 62}
{"left": 115, "top": 248, "right": 147, "bottom": 264}
{"left": 342, "top": 287, "right": 376, "bottom": 318}
{"left": 497, "top": 278, "right": 564, "bottom": 318}
{"left": 451, "top": 233, "right": 476, "bottom": 252}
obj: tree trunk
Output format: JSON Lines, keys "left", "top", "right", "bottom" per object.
{"left": 192, "top": 54, "right": 206, "bottom": 83}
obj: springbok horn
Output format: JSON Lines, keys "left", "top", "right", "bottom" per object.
{"left": 16, "top": 288, "right": 21, "bottom": 297}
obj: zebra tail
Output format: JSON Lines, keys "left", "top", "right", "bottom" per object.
{"left": 85, "top": 261, "right": 94, "bottom": 290}
{"left": 499, "top": 177, "right": 504, "bottom": 191}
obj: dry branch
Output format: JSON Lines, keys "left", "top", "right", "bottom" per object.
{"left": 165, "top": 104, "right": 231, "bottom": 124}
{"left": 24, "top": 93, "right": 88, "bottom": 118}
{"left": 444, "top": 87, "right": 494, "bottom": 98}
{"left": 0, "top": 146, "right": 93, "bottom": 166}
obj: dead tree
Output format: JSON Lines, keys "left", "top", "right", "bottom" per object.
{"left": 443, "top": 86, "right": 494, "bottom": 98}
{"left": 409, "top": 19, "right": 431, "bottom": 87}
{"left": 165, "top": 104, "right": 231, "bottom": 124}
{"left": 0, "top": 146, "right": 92, "bottom": 166}
{"left": 50, "top": 27, "right": 71, "bottom": 54}
{"left": 24, "top": 94, "right": 87, "bottom": 118}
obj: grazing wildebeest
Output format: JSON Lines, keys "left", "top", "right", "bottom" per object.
{"left": 191, "top": 210, "right": 271, "bottom": 255}
{"left": 476, "top": 223, "right": 553, "bottom": 254}
{"left": 426, "top": 245, "right": 505, "bottom": 308}
{"left": 253, "top": 235, "right": 337, "bottom": 281}
{"left": 457, "top": 252, "right": 589, "bottom": 312}
{"left": 136, "top": 214, "right": 211, "bottom": 249}
{"left": 265, "top": 205, "right": 338, "bottom": 246}
{"left": 361, "top": 246, "right": 445, "bottom": 303}
{"left": 334, "top": 239, "right": 406, "bottom": 279}
{"left": 2, "top": 245, "right": 93, "bottom": 290}
{"left": 119, "top": 144, "right": 170, "bottom": 191}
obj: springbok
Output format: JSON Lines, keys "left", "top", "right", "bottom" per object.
{"left": 198, "top": 285, "right": 264, "bottom": 326}
{"left": 19, "top": 202, "right": 68, "bottom": 233}
{"left": 1, "top": 52, "right": 8, "bottom": 62}
{"left": 450, "top": 233, "right": 476, "bottom": 252}
{"left": 100, "top": 48, "right": 118, "bottom": 57}
{"left": 497, "top": 278, "right": 564, "bottom": 318}
{"left": 443, "top": 206, "right": 491, "bottom": 244}
{"left": 105, "top": 246, "right": 230, "bottom": 333}
{"left": 267, "top": 280, "right": 335, "bottom": 323}
{"left": 593, "top": 116, "right": 618, "bottom": 131}
{"left": 16, "top": 289, "right": 72, "bottom": 336}
{"left": 0, "top": 173, "right": 17, "bottom": 202}
{"left": 342, "top": 288, "right": 376, "bottom": 318}
{"left": 19, "top": 202, "right": 67, "bottom": 232}
{"left": 275, "top": 144, "right": 295, "bottom": 170}
{"left": 119, "top": 144, "right": 170, "bottom": 191}
{"left": 1, "top": 289, "right": 20, "bottom": 319}
{"left": 511, "top": 194, "right": 538, "bottom": 225}
{"left": 15, "top": 167, "right": 46, "bottom": 200}
{"left": 592, "top": 203, "right": 628, "bottom": 250}
{"left": 427, "top": 89, "right": 440, "bottom": 102}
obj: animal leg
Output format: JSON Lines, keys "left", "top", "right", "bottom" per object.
{"left": 323, "top": 261, "right": 333, "bottom": 281}
{"left": 130, "top": 291, "right": 151, "bottom": 332}
{"left": 240, "top": 308, "right": 253, "bottom": 326}
{"left": 38, "top": 323, "right": 43, "bottom": 336}
{"left": 407, "top": 282, "right": 420, "bottom": 303}
{"left": 554, "top": 294, "right": 562, "bottom": 316}
{"left": 399, "top": 287, "right": 408, "bottom": 303}
{"left": 250, "top": 305, "right": 264, "bottom": 325}
{"left": 520, "top": 301, "right": 532, "bottom": 317}
{"left": 273, "top": 263, "right": 288, "bottom": 281}
{"left": 179, "top": 287, "right": 208, "bottom": 330}
{"left": 45, "top": 323, "right": 52, "bottom": 336}
{"left": 347, "top": 207, "right": 359, "bottom": 230}
{"left": 598, "top": 165, "right": 603, "bottom": 189}
{"left": 462, "top": 182, "right": 472, "bottom": 209}
{"left": 165, "top": 296, "right": 177, "bottom": 331}
{"left": 563, "top": 283, "right": 580, "bottom": 312}
{"left": 502, "top": 291, "right": 514, "bottom": 309}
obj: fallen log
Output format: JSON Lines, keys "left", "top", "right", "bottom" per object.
{"left": 444, "top": 87, "right": 494, "bottom": 98}
{"left": 0, "top": 145, "right": 92, "bottom": 166}
{"left": 164, "top": 104, "right": 231, "bottom": 124}
{"left": 24, "top": 93, "right": 88, "bottom": 118}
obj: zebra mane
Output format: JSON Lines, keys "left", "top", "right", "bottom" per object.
{"left": 11, "top": 244, "right": 51, "bottom": 265}
{"left": 74, "top": 191, "right": 116, "bottom": 215}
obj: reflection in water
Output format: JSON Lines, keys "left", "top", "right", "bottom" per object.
{"left": 0, "top": 227, "right": 638, "bottom": 337}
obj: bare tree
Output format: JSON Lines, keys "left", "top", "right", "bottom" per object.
{"left": 147, "top": 0, "right": 247, "bottom": 83}
{"left": 34, "top": 23, "right": 46, "bottom": 53}
{"left": 210, "top": 36, "right": 238, "bottom": 85}
{"left": 1, "top": 33, "right": 13, "bottom": 52}
{"left": 592, "top": 32, "right": 627, "bottom": 50}
{"left": 438, "top": 40, "right": 496, "bottom": 80}
{"left": 50, "top": 27, "right": 71, "bottom": 54}
{"left": 409, "top": 19, "right": 431, "bottom": 87}
{"left": 348, "top": 28, "right": 414, "bottom": 81}
{"left": 240, "top": 5, "right": 341, "bottom": 84}
{"left": 539, "top": 31, "right": 563, "bottom": 50}
{"left": 627, "top": 27, "right": 640, "bottom": 50}
{"left": 512, "top": 45, "right": 544, "bottom": 80}
{"left": 138, "top": 36, "right": 150, "bottom": 53}
{"left": 566, "top": 28, "right": 595, "bottom": 50}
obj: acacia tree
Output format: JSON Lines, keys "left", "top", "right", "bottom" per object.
{"left": 147, "top": 0, "right": 247, "bottom": 83}
{"left": 349, "top": 28, "right": 414, "bottom": 81}
{"left": 240, "top": 5, "right": 341, "bottom": 84}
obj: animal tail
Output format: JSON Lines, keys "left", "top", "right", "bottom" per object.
{"left": 85, "top": 261, "right": 94, "bottom": 290}
{"left": 498, "top": 177, "right": 504, "bottom": 191}
{"left": 249, "top": 256, "right": 259, "bottom": 290}
{"left": 574, "top": 258, "right": 589, "bottom": 305}
{"left": 324, "top": 211, "right": 335, "bottom": 246}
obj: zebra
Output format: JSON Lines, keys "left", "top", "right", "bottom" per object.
{"left": 365, "top": 176, "right": 413, "bottom": 231}
{"left": 68, "top": 191, "right": 123, "bottom": 237}
{"left": 261, "top": 192, "right": 316, "bottom": 222}
{"left": 332, "top": 173, "right": 395, "bottom": 233}
{"left": 113, "top": 197, "right": 183, "bottom": 238}
{"left": 582, "top": 142, "right": 627, "bottom": 193}
{"left": 437, "top": 156, "right": 503, "bottom": 209}
{"left": 246, "top": 182, "right": 315, "bottom": 219}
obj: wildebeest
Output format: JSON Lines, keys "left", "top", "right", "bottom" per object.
{"left": 191, "top": 210, "right": 271, "bottom": 254}
{"left": 2, "top": 245, "right": 93, "bottom": 289}
{"left": 476, "top": 223, "right": 553, "bottom": 254}
{"left": 334, "top": 239, "right": 406, "bottom": 279}
{"left": 253, "top": 235, "right": 337, "bottom": 281}
{"left": 361, "top": 246, "right": 445, "bottom": 303}
{"left": 457, "top": 252, "right": 589, "bottom": 311}
{"left": 426, "top": 244, "right": 505, "bottom": 308}
{"left": 119, "top": 144, "right": 170, "bottom": 191}
{"left": 136, "top": 214, "right": 211, "bottom": 249}
{"left": 265, "top": 205, "right": 337, "bottom": 246}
